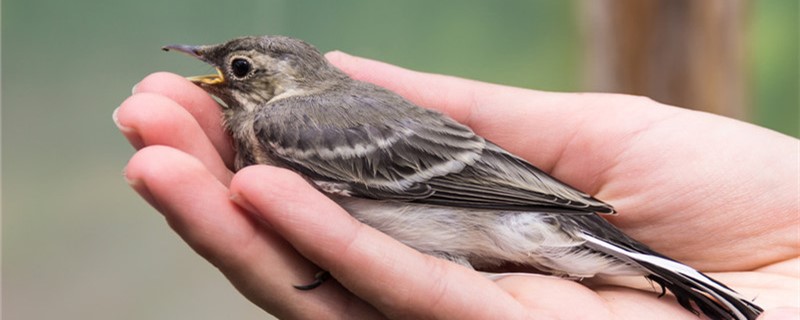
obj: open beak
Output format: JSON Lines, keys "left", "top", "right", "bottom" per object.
{"left": 185, "top": 69, "right": 225, "bottom": 85}
{"left": 162, "top": 44, "right": 225, "bottom": 85}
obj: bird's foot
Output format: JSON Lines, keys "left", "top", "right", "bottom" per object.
{"left": 293, "top": 271, "right": 332, "bottom": 290}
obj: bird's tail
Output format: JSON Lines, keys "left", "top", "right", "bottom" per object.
{"left": 581, "top": 235, "right": 763, "bottom": 320}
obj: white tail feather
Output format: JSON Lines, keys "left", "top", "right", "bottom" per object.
{"left": 580, "top": 234, "right": 753, "bottom": 320}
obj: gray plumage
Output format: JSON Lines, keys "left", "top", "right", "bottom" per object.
{"left": 163, "top": 35, "right": 762, "bottom": 320}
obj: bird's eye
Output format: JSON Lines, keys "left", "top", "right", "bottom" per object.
{"left": 230, "top": 58, "right": 252, "bottom": 79}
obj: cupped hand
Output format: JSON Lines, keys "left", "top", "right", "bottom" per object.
{"left": 115, "top": 52, "right": 798, "bottom": 319}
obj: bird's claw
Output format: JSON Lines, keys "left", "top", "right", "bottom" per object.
{"left": 293, "top": 271, "right": 331, "bottom": 290}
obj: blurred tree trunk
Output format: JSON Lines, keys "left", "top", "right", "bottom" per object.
{"left": 582, "top": 0, "right": 749, "bottom": 119}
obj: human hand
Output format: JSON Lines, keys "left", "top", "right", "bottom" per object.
{"left": 115, "top": 52, "right": 798, "bottom": 319}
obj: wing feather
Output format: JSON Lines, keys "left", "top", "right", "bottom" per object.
{"left": 254, "top": 84, "right": 614, "bottom": 214}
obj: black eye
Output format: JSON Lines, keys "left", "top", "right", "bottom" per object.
{"left": 230, "top": 58, "right": 252, "bottom": 78}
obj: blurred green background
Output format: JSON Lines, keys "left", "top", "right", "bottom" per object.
{"left": 2, "top": 1, "right": 797, "bottom": 319}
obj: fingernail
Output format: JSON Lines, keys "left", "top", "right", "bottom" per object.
{"left": 131, "top": 82, "right": 140, "bottom": 95}
{"left": 324, "top": 49, "right": 347, "bottom": 56}
{"left": 113, "top": 107, "right": 132, "bottom": 132}
{"left": 324, "top": 50, "right": 352, "bottom": 62}
{"left": 229, "top": 192, "right": 258, "bottom": 214}
{"left": 113, "top": 107, "right": 144, "bottom": 149}
{"left": 124, "top": 169, "right": 166, "bottom": 213}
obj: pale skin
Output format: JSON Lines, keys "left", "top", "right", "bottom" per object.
{"left": 115, "top": 51, "right": 799, "bottom": 319}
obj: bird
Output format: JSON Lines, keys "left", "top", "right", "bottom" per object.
{"left": 162, "top": 35, "right": 763, "bottom": 320}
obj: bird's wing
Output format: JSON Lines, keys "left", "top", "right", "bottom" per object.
{"left": 423, "top": 143, "right": 615, "bottom": 214}
{"left": 254, "top": 87, "right": 613, "bottom": 214}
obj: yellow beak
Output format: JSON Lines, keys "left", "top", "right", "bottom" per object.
{"left": 186, "top": 68, "right": 225, "bottom": 85}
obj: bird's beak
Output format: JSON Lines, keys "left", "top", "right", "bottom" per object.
{"left": 162, "top": 44, "right": 225, "bottom": 85}
{"left": 185, "top": 69, "right": 225, "bottom": 85}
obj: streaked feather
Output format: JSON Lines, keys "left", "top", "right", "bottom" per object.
{"left": 253, "top": 82, "right": 613, "bottom": 213}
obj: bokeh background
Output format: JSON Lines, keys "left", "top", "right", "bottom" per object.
{"left": 2, "top": 1, "right": 797, "bottom": 319}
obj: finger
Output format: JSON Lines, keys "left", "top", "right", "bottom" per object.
{"left": 115, "top": 93, "right": 233, "bottom": 185}
{"left": 325, "top": 50, "right": 497, "bottom": 125}
{"left": 499, "top": 274, "right": 705, "bottom": 320}
{"left": 495, "top": 275, "right": 613, "bottom": 320}
{"left": 124, "top": 146, "right": 379, "bottom": 319}
{"left": 324, "top": 50, "right": 585, "bottom": 129}
{"left": 229, "top": 165, "right": 530, "bottom": 319}
{"left": 134, "top": 72, "right": 236, "bottom": 168}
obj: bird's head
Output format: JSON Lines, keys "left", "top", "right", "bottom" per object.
{"left": 163, "top": 35, "right": 344, "bottom": 110}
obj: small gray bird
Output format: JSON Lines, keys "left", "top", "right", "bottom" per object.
{"left": 163, "top": 35, "right": 762, "bottom": 320}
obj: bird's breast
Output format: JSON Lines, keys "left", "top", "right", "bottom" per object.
{"left": 225, "top": 109, "right": 278, "bottom": 171}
